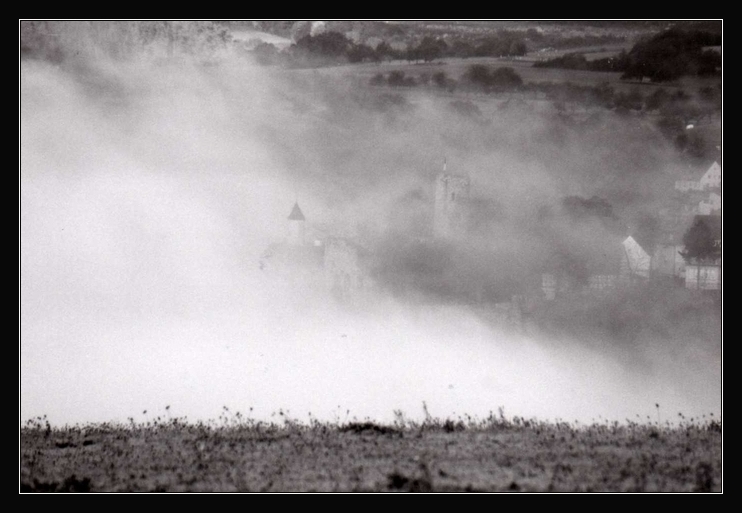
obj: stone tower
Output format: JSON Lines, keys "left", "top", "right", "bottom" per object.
{"left": 433, "top": 164, "right": 470, "bottom": 239}
{"left": 287, "top": 201, "right": 306, "bottom": 246}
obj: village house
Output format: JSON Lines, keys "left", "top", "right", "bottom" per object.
{"left": 541, "top": 234, "right": 653, "bottom": 300}
{"left": 262, "top": 160, "right": 474, "bottom": 303}
{"left": 653, "top": 205, "right": 722, "bottom": 285}
{"left": 259, "top": 201, "right": 375, "bottom": 301}
{"left": 655, "top": 156, "right": 721, "bottom": 281}
{"left": 698, "top": 192, "right": 721, "bottom": 216}
{"left": 263, "top": 156, "right": 722, "bottom": 311}
{"left": 661, "top": 189, "right": 720, "bottom": 219}
{"left": 674, "top": 161, "right": 721, "bottom": 192}
{"left": 652, "top": 229, "right": 687, "bottom": 279}
{"left": 620, "top": 235, "right": 652, "bottom": 280}
{"left": 259, "top": 202, "right": 323, "bottom": 278}
{"left": 685, "top": 262, "right": 721, "bottom": 290}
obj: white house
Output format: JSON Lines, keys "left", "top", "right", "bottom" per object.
{"left": 675, "top": 161, "right": 721, "bottom": 192}
{"left": 699, "top": 161, "right": 722, "bottom": 189}
{"left": 685, "top": 263, "right": 721, "bottom": 290}
{"left": 541, "top": 235, "right": 627, "bottom": 299}
{"left": 698, "top": 192, "right": 721, "bottom": 215}
{"left": 261, "top": 201, "right": 375, "bottom": 302}
{"left": 652, "top": 243, "right": 686, "bottom": 278}
{"left": 620, "top": 236, "right": 652, "bottom": 279}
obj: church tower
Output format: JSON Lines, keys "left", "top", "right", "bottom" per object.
{"left": 433, "top": 160, "right": 470, "bottom": 239}
{"left": 287, "top": 202, "right": 306, "bottom": 246}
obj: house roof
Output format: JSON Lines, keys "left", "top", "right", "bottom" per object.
{"left": 626, "top": 233, "right": 654, "bottom": 255}
{"left": 677, "top": 160, "right": 720, "bottom": 181}
{"left": 288, "top": 202, "right": 305, "bottom": 221}
{"left": 704, "top": 161, "right": 721, "bottom": 175}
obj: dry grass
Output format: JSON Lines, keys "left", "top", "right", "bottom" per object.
{"left": 20, "top": 411, "right": 721, "bottom": 492}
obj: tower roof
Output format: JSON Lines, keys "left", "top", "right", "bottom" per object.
{"left": 288, "top": 202, "right": 305, "bottom": 221}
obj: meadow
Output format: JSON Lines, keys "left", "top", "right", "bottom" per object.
{"left": 286, "top": 55, "right": 721, "bottom": 97}
{"left": 20, "top": 412, "right": 721, "bottom": 493}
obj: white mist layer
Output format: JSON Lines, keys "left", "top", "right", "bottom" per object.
{"left": 21, "top": 282, "right": 719, "bottom": 425}
{"left": 20, "top": 59, "right": 720, "bottom": 427}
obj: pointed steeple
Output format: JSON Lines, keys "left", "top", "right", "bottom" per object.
{"left": 287, "top": 201, "right": 306, "bottom": 246}
{"left": 288, "top": 202, "right": 305, "bottom": 221}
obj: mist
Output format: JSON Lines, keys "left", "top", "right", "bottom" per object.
{"left": 20, "top": 39, "right": 720, "bottom": 427}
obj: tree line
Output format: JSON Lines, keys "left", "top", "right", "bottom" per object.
{"left": 250, "top": 31, "right": 529, "bottom": 68}
{"left": 533, "top": 28, "right": 722, "bottom": 82}
{"left": 370, "top": 65, "right": 523, "bottom": 94}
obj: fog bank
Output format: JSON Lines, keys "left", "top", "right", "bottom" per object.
{"left": 20, "top": 54, "right": 720, "bottom": 427}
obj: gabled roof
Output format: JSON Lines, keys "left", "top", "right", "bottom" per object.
{"left": 678, "top": 160, "right": 721, "bottom": 181}
{"left": 288, "top": 202, "right": 305, "bottom": 221}
{"left": 623, "top": 235, "right": 652, "bottom": 257}
{"left": 704, "top": 161, "right": 721, "bottom": 176}
{"left": 625, "top": 233, "right": 653, "bottom": 255}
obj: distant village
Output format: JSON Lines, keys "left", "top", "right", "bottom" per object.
{"left": 260, "top": 158, "right": 721, "bottom": 326}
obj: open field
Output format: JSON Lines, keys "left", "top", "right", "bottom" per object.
{"left": 285, "top": 56, "right": 721, "bottom": 96}
{"left": 20, "top": 416, "right": 722, "bottom": 493}
{"left": 294, "top": 57, "right": 623, "bottom": 86}
{"left": 523, "top": 44, "right": 632, "bottom": 63}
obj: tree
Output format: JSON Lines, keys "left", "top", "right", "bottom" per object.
{"left": 387, "top": 70, "right": 406, "bottom": 87}
{"left": 252, "top": 42, "right": 280, "bottom": 65}
{"left": 463, "top": 65, "right": 522, "bottom": 92}
{"left": 474, "top": 36, "right": 507, "bottom": 57}
{"left": 369, "top": 73, "right": 385, "bottom": 86}
{"left": 534, "top": 52, "right": 589, "bottom": 70}
{"left": 433, "top": 71, "right": 455, "bottom": 91}
{"left": 698, "top": 49, "right": 722, "bottom": 76}
{"left": 294, "top": 31, "right": 353, "bottom": 61}
{"left": 374, "top": 41, "right": 395, "bottom": 61}
{"left": 347, "top": 43, "right": 376, "bottom": 63}
{"left": 450, "top": 40, "right": 474, "bottom": 58}
{"left": 387, "top": 70, "right": 416, "bottom": 88}
{"left": 490, "top": 67, "right": 523, "bottom": 90}
{"left": 508, "top": 39, "right": 527, "bottom": 56}
{"left": 621, "top": 28, "right": 722, "bottom": 82}
{"left": 448, "top": 100, "right": 482, "bottom": 118}
{"left": 415, "top": 36, "right": 447, "bottom": 62}
{"left": 463, "top": 64, "right": 493, "bottom": 90}
{"left": 680, "top": 218, "right": 721, "bottom": 263}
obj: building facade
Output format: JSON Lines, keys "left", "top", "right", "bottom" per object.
{"left": 433, "top": 172, "right": 470, "bottom": 239}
